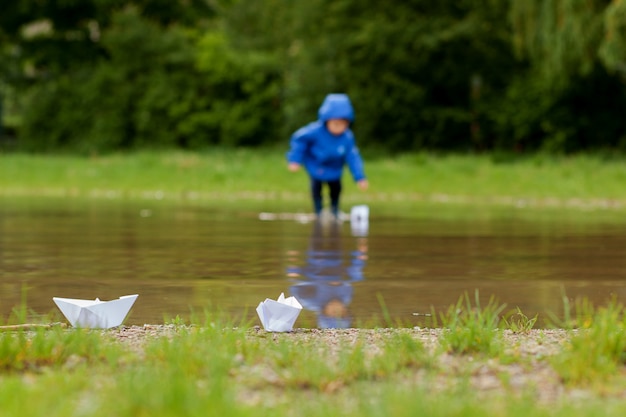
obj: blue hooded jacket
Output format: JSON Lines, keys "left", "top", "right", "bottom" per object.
{"left": 287, "top": 94, "right": 366, "bottom": 182}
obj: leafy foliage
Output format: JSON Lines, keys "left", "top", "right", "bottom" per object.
{"left": 599, "top": 0, "right": 626, "bottom": 77}
{"left": 13, "top": 5, "right": 280, "bottom": 153}
{"left": 1, "top": 0, "right": 626, "bottom": 153}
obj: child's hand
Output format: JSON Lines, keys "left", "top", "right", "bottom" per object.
{"left": 288, "top": 162, "right": 301, "bottom": 172}
{"left": 357, "top": 179, "right": 369, "bottom": 191}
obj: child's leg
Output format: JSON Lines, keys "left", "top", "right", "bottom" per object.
{"left": 310, "top": 178, "right": 323, "bottom": 215}
{"left": 328, "top": 180, "right": 342, "bottom": 217}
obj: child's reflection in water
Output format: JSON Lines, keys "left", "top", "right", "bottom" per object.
{"left": 287, "top": 219, "right": 367, "bottom": 328}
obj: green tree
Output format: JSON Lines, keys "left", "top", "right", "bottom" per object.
{"left": 2, "top": 1, "right": 283, "bottom": 152}
{"left": 16, "top": 6, "right": 281, "bottom": 152}
{"left": 599, "top": 0, "right": 626, "bottom": 78}
{"left": 223, "top": 0, "right": 517, "bottom": 152}
{"left": 511, "top": 0, "right": 606, "bottom": 84}
{"left": 16, "top": 6, "right": 206, "bottom": 152}
{"left": 4, "top": 0, "right": 626, "bottom": 153}
{"left": 508, "top": 0, "right": 626, "bottom": 152}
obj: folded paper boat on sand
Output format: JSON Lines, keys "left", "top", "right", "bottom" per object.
{"left": 53, "top": 294, "right": 138, "bottom": 329}
{"left": 256, "top": 293, "right": 302, "bottom": 332}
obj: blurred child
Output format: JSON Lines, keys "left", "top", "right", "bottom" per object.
{"left": 286, "top": 93, "right": 368, "bottom": 218}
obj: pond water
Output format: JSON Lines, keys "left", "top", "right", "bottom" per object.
{"left": 2, "top": 197, "right": 626, "bottom": 328}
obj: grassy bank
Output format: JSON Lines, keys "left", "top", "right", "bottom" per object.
{"left": 2, "top": 297, "right": 626, "bottom": 417}
{"left": 3, "top": 150, "right": 626, "bottom": 215}
{"left": 3, "top": 150, "right": 626, "bottom": 415}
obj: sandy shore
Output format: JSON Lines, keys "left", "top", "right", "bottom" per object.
{"left": 105, "top": 325, "right": 587, "bottom": 403}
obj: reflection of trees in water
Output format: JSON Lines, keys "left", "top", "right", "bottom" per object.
{"left": 287, "top": 221, "right": 367, "bottom": 328}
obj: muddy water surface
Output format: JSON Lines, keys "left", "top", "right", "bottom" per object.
{"left": 2, "top": 197, "right": 626, "bottom": 328}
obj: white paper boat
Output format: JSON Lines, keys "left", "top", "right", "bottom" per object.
{"left": 350, "top": 205, "right": 369, "bottom": 224}
{"left": 350, "top": 205, "right": 369, "bottom": 236}
{"left": 256, "top": 293, "right": 302, "bottom": 332}
{"left": 53, "top": 294, "right": 138, "bottom": 329}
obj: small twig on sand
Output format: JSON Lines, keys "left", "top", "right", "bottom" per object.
{"left": 0, "top": 323, "right": 67, "bottom": 332}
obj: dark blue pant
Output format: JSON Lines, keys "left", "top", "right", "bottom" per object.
{"left": 311, "top": 178, "right": 342, "bottom": 216}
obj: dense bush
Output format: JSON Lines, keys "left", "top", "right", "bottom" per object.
{"left": 14, "top": 6, "right": 280, "bottom": 153}
{"left": 1, "top": 0, "right": 626, "bottom": 153}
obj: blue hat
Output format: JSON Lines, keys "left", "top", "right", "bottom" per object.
{"left": 318, "top": 94, "right": 354, "bottom": 122}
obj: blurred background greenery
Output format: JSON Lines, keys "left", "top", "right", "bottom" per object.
{"left": 1, "top": 0, "right": 625, "bottom": 155}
